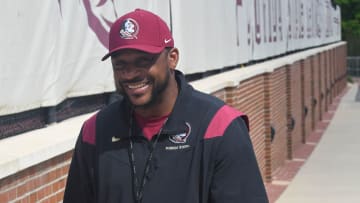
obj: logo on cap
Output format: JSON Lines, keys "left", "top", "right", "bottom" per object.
{"left": 119, "top": 18, "right": 139, "bottom": 39}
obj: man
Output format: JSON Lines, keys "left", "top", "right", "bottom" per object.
{"left": 64, "top": 8, "right": 268, "bottom": 203}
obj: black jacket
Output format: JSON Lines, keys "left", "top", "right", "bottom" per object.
{"left": 64, "top": 70, "right": 268, "bottom": 203}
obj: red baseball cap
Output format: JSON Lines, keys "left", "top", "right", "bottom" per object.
{"left": 102, "top": 8, "right": 174, "bottom": 61}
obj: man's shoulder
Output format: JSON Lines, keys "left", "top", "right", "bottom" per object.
{"left": 190, "top": 88, "right": 225, "bottom": 109}
{"left": 81, "top": 99, "right": 125, "bottom": 145}
{"left": 189, "top": 89, "right": 247, "bottom": 122}
{"left": 98, "top": 99, "right": 122, "bottom": 116}
{"left": 203, "top": 105, "right": 248, "bottom": 139}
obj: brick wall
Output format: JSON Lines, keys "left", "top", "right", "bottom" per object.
{"left": 335, "top": 47, "right": 343, "bottom": 95}
{"left": 331, "top": 50, "right": 336, "bottom": 100}
{"left": 319, "top": 52, "right": 326, "bottom": 119}
{"left": 269, "top": 67, "right": 288, "bottom": 177}
{"left": 212, "top": 89, "right": 226, "bottom": 102}
{"left": 342, "top": 45, "right": 348, "bottom": 91}
{"left": 326, "top": 50, "right": 333, "bottom": 107}
{"left": 0, "top": 44, "right": 348, "bottom": 202}
{"left": 302, "top": 58, "right": 313, "bottom": 142}
{"left": 337, "top": 45, "right": 348, "bottom": 95}
{"left": 225, "top": 75, "right": 269, "bottom": 181}
{"left": 287, "top": 62, "right": 303, "bottom": 159}
{"left": 0, "top": 152, "right": 72, "bottom": 203}
{"left": 311, "top": 54, "right": 321, "bottom": 129}
{"left": 322, "top": 51, "right": 329, "bottom": 113}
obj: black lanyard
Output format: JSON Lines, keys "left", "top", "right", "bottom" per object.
{"left": 128, "top": 113, "right": 168, "bottom": 203}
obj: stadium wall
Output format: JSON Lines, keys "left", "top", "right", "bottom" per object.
{"left": 0, "top": 0, "right": 342, "bottom": 119}
{"left": 0, "top": 42, "right": 347, "bottom": 202}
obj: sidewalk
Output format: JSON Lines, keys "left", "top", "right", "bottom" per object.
{"left": 275, "top": 82, "right": 360, "bottom": 203}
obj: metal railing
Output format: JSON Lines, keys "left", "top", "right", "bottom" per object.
{"left": 347, "top": 57, "right": 360, "bottom": 77}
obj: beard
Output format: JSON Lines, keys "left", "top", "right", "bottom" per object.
{"left": 115, "top": 68, "right": 171, "bottom": 109}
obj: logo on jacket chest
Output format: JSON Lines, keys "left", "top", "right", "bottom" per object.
{"left": 168, "top": 122, "right": 191, "bottom": 144}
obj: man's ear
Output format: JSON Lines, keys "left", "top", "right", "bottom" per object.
{"left": 167, "top": 48, "right": 179, "bottom": 70}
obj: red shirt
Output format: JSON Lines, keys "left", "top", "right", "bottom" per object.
{"left": 134, "top": 113, "right": 169, "bottom": 140}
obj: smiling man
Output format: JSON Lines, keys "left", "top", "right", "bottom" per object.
{"left": 64, "top": 8, "right": 268, "bottom": 203}
{"left": 111, "top": 48, "right": 178, "bottom": 117}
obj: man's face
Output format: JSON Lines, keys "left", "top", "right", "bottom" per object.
{"left": 111, "top": 49, "right": 171, "bottom": 108}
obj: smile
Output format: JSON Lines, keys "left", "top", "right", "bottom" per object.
{"left": 124, "top": 80, "right": 150, "bottom": 90}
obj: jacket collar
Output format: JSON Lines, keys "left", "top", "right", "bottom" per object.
{"left": 161, "top": 70, "right": 193, "bottom": 135}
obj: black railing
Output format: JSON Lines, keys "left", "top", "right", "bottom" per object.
{"left": 347, "top": 57, "right": 360, "bottom": 77}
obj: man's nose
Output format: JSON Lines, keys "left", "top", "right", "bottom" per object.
{"left": 118, "top": 66, "right": 145, "bottom": 79}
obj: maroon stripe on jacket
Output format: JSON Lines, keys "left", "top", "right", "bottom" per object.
{"left": 204, "top": 105, "right": 248, "bottom": 139}
{"left": 82, "top": 114, "right": 97, "bottom": 145}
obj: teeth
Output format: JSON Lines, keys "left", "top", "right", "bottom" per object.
{"left": 127, "top": 82, "right": 148, "bottom": 89}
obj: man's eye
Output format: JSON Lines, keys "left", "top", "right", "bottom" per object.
{"left": 135, "top": 57, "right": 155, "bottom": 68}
{"left": 113, "top": 63, "right": 126, "bottom": 70}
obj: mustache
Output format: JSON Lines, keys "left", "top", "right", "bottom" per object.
{"left": 119, "top": 76, "right": 148, "bottom": 84}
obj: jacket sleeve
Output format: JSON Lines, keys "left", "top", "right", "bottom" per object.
{"left": 63, "top": 131, "right": 96, "bottom": 203}
{"left": 209, "top": 117, "right": 269, "bottom": 203}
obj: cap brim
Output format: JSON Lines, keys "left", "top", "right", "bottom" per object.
{"left": 101, "top": 45, "right": 166, "bottom": 61}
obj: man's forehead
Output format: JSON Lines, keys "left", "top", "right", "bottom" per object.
{"left": 111, "top": 49, "right": 157, "bottom": 60}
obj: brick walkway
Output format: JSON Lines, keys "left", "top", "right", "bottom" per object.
{"left": 265, "top": 86, "right": 350, "bottom": 203}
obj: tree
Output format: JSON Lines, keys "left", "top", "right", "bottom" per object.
{"left": 335, "top": 0, "right": 360, "bottom": 36}
{"left": 335, "top": 0, "right": 360, "bottom": 55}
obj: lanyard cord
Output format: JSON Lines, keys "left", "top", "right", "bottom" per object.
{"left": 128, "top": 112, "right": 168, "bottom": 203}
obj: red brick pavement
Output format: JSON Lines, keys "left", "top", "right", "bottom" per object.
{"left": 265, "top": 85, "right": 350, "bottom": 203}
